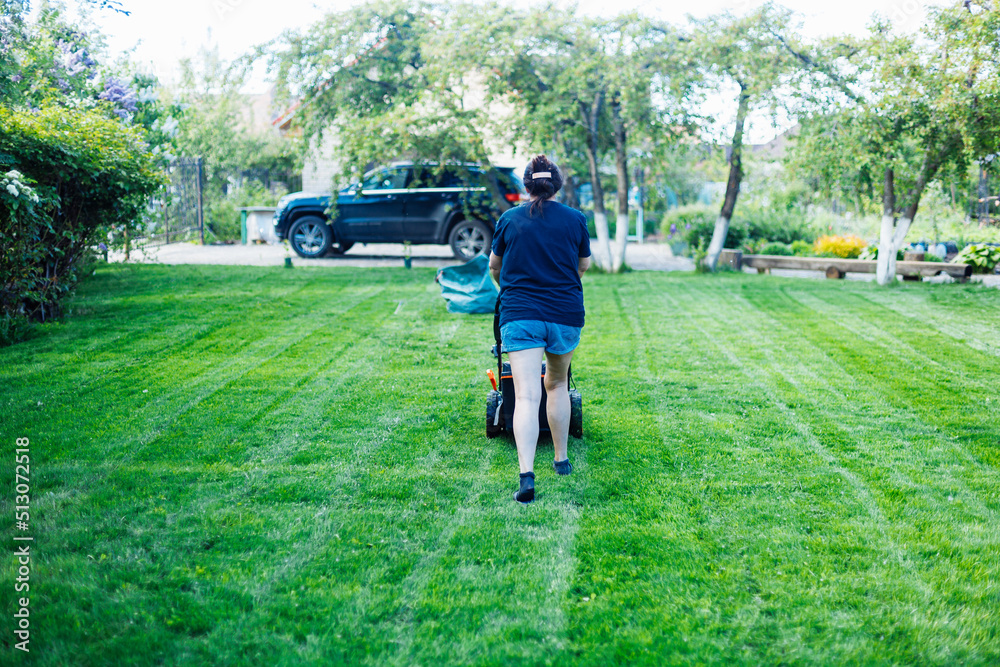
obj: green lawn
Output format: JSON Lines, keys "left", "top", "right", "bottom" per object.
{"left": 2, "top": 264, "right": 999, "bottom": 666}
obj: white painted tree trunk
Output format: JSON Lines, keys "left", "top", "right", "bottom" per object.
{"left": 592, "top": 211, "right": 612, "bottom": 271}
{"left": 704, "top": 215, "right": 730, "bottom": 270}
{"left": 612, "top": 212, "right": 629, "bottom": 272}
{"left": 875, "top": 215, "right": 913, "bottom": 285}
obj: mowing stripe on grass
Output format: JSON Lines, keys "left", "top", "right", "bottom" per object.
{"left": 2, "top": 274, "right": 313, "bottom": 413}
{"left": 667, "top": 278, "right": 1000, "bottom": 662}
{"left": 858, "top": 286, "right": 1000, "bottom": 358}
{"left": 572, "top": 274, "right": 998, "bottom": 663}
{"left": 669, "top": 284, "right": 935, "bottom": 599}
{"left": 3, "top": 266, "right": 998, "bottom": 666}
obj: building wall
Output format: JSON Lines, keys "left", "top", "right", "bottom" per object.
{"left": 301, "top": 130, "right": 342, "bottom": 193}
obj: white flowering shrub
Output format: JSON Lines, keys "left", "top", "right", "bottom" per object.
{"left": 0, "top": 170, "right": 41, "bottom": 205}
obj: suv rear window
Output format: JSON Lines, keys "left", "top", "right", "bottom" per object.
{"left": 408, "top": 166, "right": 476, "bottom": 189}
{"left": 362, "top": 168, "right": 409, "bottom": 190}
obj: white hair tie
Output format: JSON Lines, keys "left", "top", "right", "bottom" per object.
{"left": 532, "top": 171, "right": 551, "bottom": 179}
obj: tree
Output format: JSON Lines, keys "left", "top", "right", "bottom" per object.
{"left": 169, "top": 48, "right": 301, "bottom": 240}
{"left": 690, "top": 3, "right": 828, "bottom": 271}
{"left": 465, "top": 6, "right": 686, "bottom": 272}
{"left": 462, "top": 6, "right": 615, "bottom": 266}
{"left": 792, "top": 1, "right": 1000, "bottom": 284}
{"left": 1, "top": 1, "right": 103, "bottom": 107}
{"left": 176, "top": 48, "right": 300, "bottom": 192}
{"left": 263, "top": 0, "right": 515, "bottom": 209}
{"left": 603, "top": 14, "right": 687, "bottom": 271}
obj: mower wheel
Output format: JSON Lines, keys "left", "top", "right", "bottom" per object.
{"left": 486, "top": 390, "right": 503, "bottom": 438}
{"left": 569, "top": 389, "right": 583, "bottom": 438}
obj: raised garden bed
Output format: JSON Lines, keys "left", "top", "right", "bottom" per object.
{"left": 739, "top": 253, "right": 973, "bottom": 281}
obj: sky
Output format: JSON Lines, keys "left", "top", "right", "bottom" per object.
{"left": 88, "top": 0, "right": 946, "bottom": 88}
{"left": 81, "top": 0, "right": 949, "bottom": 142}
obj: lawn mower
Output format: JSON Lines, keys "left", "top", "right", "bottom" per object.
{"left": 485, "top": 296, "right": 582, "bottom": 439}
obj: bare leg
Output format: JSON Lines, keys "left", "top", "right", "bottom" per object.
{"left": 507, "top": 347, "right": 545, "bottom": 475}
{"left": 543, "top": 349, "right": 574, "bottom": 463}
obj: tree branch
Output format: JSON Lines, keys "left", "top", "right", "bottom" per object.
{"left": 771, "top": 31, "right": 859, "bottom": 102}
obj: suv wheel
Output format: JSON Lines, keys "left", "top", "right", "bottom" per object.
{"left": 448, "top": 219, "right": 491, "bottom": 261}
{"left": 289, "top": 217, "right": 332, "bottom": 258}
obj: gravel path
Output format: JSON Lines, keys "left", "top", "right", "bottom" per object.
{"left": 115, "top": 241, "right": 999, "bottom": 287}
{"left": 117, "top": 240, "right": 697, "bottom": 271}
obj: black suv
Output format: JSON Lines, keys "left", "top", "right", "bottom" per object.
{"left": 272, "top": 163, "right": 527, "bottom": 260}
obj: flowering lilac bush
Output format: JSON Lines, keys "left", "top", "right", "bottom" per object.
{"left": 57, "top": 39, "right": 98, "bottom": 79}
{"left": 99, "top": 76, "right": 138, "bottom": 119}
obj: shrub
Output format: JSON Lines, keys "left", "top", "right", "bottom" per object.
{"left": 814, "top": 234, "right": 867, "bottom": 259}
{"left": 760, "top": 242, "right": 793, "bottom": 256}
{"left": 205, "top": 181, "right": 289, "bottom": 243}
{"left": 738, "top": 208, "right": 817, "bottom": 245}
{"left": 0, "top": 169, "right": 46, "bottom": 344}
{"left": 790, "top": 240, "right": 814, "bottom": 256}
{"left": 665, "top": 205, "right": 818, "bottom": 253}
{"left": 661, "top": 205, "right": 714, "bottom": 236}
{"left": 0, "top": 105, "right": 164, "bottom": 339}
{"left": 858, "top": 245, "right": 877, "bottom": 261}
{"left": 953, "top": 244, "right": 1000, "bottom": 273}
{"left": 662, "top": 205, "right": 750, "bottom": 250}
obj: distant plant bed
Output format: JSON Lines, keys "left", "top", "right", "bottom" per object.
{"left": 953, "top": 243, "right": 1000, "bottom": 273}
{"left": 814, "top": 234, "right": 867, "bottom": 259}
{"left": 664, "top": 205, "right": 818, "bottom": 256}
{"left": 660, "top": 205, "right": 717, "bottom": 246}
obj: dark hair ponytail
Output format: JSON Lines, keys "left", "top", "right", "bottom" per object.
{"left": 523, "top": 154, "right": 563, "bottom": 217}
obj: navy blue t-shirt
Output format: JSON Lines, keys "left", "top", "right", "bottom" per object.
{"left": 491, "top": 200, "right": 591, "bottom": 328}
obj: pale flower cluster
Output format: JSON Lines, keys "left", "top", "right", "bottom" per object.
{"left": 1, "top": 170, "right": 41, "bottom": 203}
{"left": 151, "top": 115, "right": 179, "bottom": 139}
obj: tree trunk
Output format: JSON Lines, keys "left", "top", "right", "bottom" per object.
{"left": 562, "top": 173, "right": 580, "bottom": 210}
{"left": 876, "top": 212, "right": 915, "bottom": 285}
{"left": 611, "top": 98, "right": 629, "bottom": 273}
{"left": 705, "top": 86, "right": 750, "bottom": 271}
{"left": 876, "top": 167, "right": 897, "bottom": 285}
{"left": 876, "top": 218, "right": 898, "bottom": 285}
{"left": 555, "top": 132, "right": 581, "bottom": 210}
{"left": 580, "top": 91, "right": 611, "bottom": 270}
{"left": 875, "top": 143, "right": 944, "bottom": 285}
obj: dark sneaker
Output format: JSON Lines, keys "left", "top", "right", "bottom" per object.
{"left": 553, "top": 459, "right": 573, "bottom": 476}
{"left": 514, "top": 472, "right": 535, "bottom": 504}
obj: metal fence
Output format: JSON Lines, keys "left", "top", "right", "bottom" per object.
{"left": 135, "top": 157, "right": 204, "bottom": 247}
{"left": 236, "top": 167, "right": 301, "bottom": 193}
{"left": 975, "top": 166, "right": 997, "bottom": 226}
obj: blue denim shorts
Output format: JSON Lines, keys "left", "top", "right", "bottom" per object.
{"left": 500, "top": 320, "right": 582, "bottom": 355}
